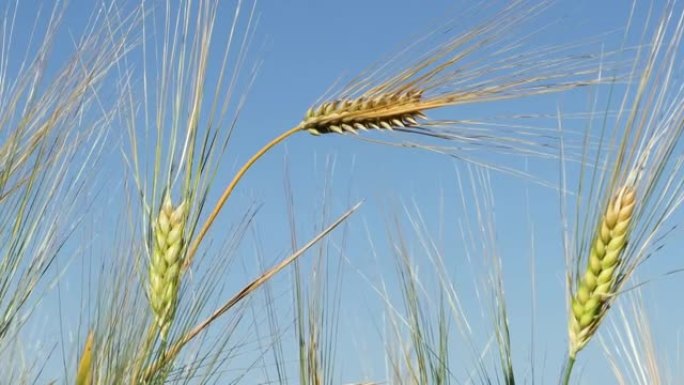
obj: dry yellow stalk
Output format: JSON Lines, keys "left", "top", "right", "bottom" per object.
{"left": 75, "top": 330, "right": 94, "bottom": 385}
{"left": 569, "top": 185, "right": 636, "bottom": 356}
{"left": 148, "top": 193, "right": 187, "bottom": 340}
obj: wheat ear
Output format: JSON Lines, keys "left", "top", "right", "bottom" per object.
{"left": 301, "top": 90, "right": 426, "bottom": 135}
{"left": 148, "top": 193, "right": 187, "bottom": 340}
{"left": 569, "top": 185, "right": 636, "bottom": 357}
{"left": 75, "top": 330, "right": 94, "bottom": 385}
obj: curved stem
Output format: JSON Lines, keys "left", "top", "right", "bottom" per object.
{"left": 561, "top": 355, "right": 576, "bottom": 385}
{"left": 183, "top": 125, "right": 302, "bottom": 270}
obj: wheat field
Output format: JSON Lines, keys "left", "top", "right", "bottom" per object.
{"left": 1, "top": 1, "right": 683, "bottom": 384}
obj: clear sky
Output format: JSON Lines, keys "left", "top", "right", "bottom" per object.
{"left": 8, "top": 0, "right": 684, "bottom": 384}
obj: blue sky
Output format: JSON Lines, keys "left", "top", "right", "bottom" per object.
{"left": 8, "top": 0, "right": 684, "bottom": 383}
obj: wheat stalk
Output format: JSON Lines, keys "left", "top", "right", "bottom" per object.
{"left": 148, "top": 193, "right": 187, "bottom": 340}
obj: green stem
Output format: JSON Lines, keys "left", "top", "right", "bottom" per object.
{"left": 561, "top": 355, "right": 576, "bottom": 385}
{"left": 131, "top": 324, "right": 158, "bottom": 383}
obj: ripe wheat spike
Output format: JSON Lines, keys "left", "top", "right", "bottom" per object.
{"left": 295, "top": 0, "right": 611, "bottom": 166}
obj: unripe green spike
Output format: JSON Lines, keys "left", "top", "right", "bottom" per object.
{"left": 148, "top": 192, "right": 187, "bottom": 340}
{"left": 569, "top": 185, "right": 635, "bottom": 356}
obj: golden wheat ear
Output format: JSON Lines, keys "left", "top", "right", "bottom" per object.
{"left": 301, "top": 90, "right": 426, "bottom": 135}
{"left": 290, "top": 2, "right": 621, "bottom": 172}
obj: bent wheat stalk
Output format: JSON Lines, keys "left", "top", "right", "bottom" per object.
{"left": 185, "top": 1, "right": 608, "bottom": 270}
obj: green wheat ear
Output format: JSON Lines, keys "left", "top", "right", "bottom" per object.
{"left": 569, "top": 185, "right": 636, "bottom": 356}
{"left": 148, "top": 193, "right": 187, "bottom": 340}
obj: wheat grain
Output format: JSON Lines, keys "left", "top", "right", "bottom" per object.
{"left": 569, "top": 185, "right": 636, "bottom": 356}
{"left": 148, "top": 193, "right": 187, "bottom": 340}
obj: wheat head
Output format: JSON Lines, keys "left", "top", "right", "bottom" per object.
{"left": 569, "top": 185, "right": 636, "bottom": 356}
{"left": 75, "top": 330, "right": 95, "bottom": 385}
{"left": 289, "top": 0, "right": 614, "bottom": 169}
{"left": 301, "top": 90, "right": 425, "bottom": 135}
{"left": 148, "top": 193, "right": 187, "bottom": 340}
{"left": 562, "top": 5, "right": 684, "bottom": 384}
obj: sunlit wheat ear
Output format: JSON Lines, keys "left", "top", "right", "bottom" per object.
{"left": 291, "top": 1, "right": 616, "bottom": 171}
{"left": 302, "top": 90, "right": 425, "bottom": 135}
{"left": 569, "top": 185, "right": 636, "bottom": 356}
{"left": 148, "top": 193, "right": 187, "bottom": 340}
